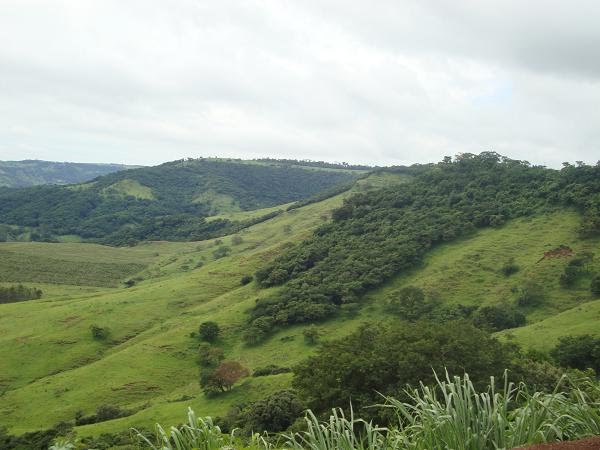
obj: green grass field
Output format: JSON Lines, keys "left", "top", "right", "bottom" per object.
{"left": 1, "top": 171, "right": 599, "bottom": 439}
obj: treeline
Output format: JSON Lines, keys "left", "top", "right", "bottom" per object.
{"left": 0, "top": 284, "right": 42, "bottom": 304}
{"left": 0, "top": 159, "right": 356, "bottom": 245}
{"left": 249, "top": 153, "right": 600, "bottom": 339}
{"left": 253, "top": 157, "right": 372, "bottom": 171}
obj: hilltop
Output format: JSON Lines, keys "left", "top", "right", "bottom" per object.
{"left": 0, "top": 158, "right": 362, "bottom": 245}
{"left": 0, "top": 160, "right": 137, "bottom": 188}
{"left": 0, "top": 154, "right": 599, "bottom": 447}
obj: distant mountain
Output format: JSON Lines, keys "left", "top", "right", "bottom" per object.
{"left": 0, "top": 160, "right": 139, "bottom": 188}
{"left": 0, "top": 158, "right": 362, "bottom": 245}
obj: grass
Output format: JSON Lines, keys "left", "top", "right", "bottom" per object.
{"left": 1, "top": 172, "right": 599, "bottom": 439}
{"left": 101, "top": 178, "right": 155, "bottom": 200}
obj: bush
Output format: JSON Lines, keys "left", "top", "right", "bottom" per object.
{"left": 591, "top": 275, "right": 600, "bottom": 296}
{"left": 252, "top": 365, "right": 292, "bottom": 377}
{"left": 303, "top": 325, "right": 321, "bottom": 345}
{"left": 75, "top": 404, "right": 129, "bottom": 425}
{"left": 198, "top": 321, "right": 220, "bottom": 342}
{"left": 500, "top": 258, "right": 520, "bottom": 276}
{"left": 560, "top": 264, "right": 580, "bottom": 287}
{"left": 212, "top": 245, "right": 231, "bottom": 260}
{"left": 550, "top": 335, "right": 600, "bottom": 372}
{"left": 239, "top": 390, "right": 304, "bottom": 434}
{"left": 386, "top": 286, "right": 439, "bottom": 321}
{"left": 90, "top": 324, "right": 109, "bottom": 340}
{"left": 516, "top": 281, "right": 544, "bottom": 307}
{"left": 240, "top": 275, "right": 253, "bottom": 285}
{"left": 472, "top": 305, "right": 526, "bottom": 331}
{"left": 197, "top": 343, "right": 225, "bottom": 367}
{"left": 231, "top": 235, "right": 243, "bottom": 245}
{"left": 292, "top": 320, "right": 513, "bottom": 416}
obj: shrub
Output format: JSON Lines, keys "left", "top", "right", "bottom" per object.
{"left": 198, "top": 321, "right": 220, "bottom": 342}
{"left": 75, "top": 404, "right": 129, "bottom": 425}
{"left": 212, "top": 245, "right": 231, "bottom": 260}
{"left": 591, "top": 275, "right": 600, "bottom": 296}
{"left": 516, "top": 281, "right": 544, "bottom": 307}
{"left": 550, "top": 335, "right": 600, "bottom": 372}
{"left": 90, "top": 324, "right": 109, "bottom": 340}
{"left": 231, "top": 235, "right": 243, "bottom": 245}
{"left": 472, "top": 305, "right": 526, "bottom": 331}
{"left": 386, "top": 286, "right": 440, "bottom": 321}
{"left": 303, "top": 325, "right": 322, "bottom": 345}
{"left": 500, "top": 258, "right": 520, "bottom": 276}
{"left": 560, "top": 264, "right": 580, "bottom": 287}
{"left": 239, "top": 390, "right": 304, "bottom": 434}
{"left": 253, "top": 365, "right": 292, "bottom": 377}
{"left": 197, "top": 343, "right": 225, "bottom": 367}
{"left": 240, "top": 275, "right": 253, "bottom": 285}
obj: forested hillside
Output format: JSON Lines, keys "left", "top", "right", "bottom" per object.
{"left": 0, "top": 158, "right": 359, "bottom": 245}
{"left": 251, "top": 153, "right": 600, "bottom": 337}
{"left": 0, "top": 160, "right": 136, "bottom": 188}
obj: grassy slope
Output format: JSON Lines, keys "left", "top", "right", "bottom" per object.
{"left": 1, "top": 173, "right": 599, "bottom": 437}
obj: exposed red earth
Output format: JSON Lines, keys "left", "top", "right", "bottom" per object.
{"left": 517, "top": 436, "right": 600, "bottom": 449}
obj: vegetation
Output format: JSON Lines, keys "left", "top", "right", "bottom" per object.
{"left": 551, "top": 335, "right": 600, "bottom": 372}
{"left": 0, "top": 284, "right": 42, "bottom": 303}
{"left": 251, "top": 153, "right": 600, "bottom": 338}
{"left": 0, "top": 159, "right": 135, "bottom": 188}
{"left": 0, "top": 158, "right": 358, "bottom": 245}
{"left": 198, "top": 321, "right": 220, "bottom": 342}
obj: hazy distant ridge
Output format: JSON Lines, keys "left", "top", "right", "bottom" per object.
{"left": 0, "top": 160, "right": 138, "bottom": 187}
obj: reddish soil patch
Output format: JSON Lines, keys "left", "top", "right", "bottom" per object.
{"left": 517, "top": 436, "right": 600, "bottom": 449}
{"left": 539, "top": 245, "right": 574, "bottom": 261}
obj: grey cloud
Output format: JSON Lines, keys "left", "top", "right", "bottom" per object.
{"left": 0, "top": 0, "right": 599, "bottom": 167}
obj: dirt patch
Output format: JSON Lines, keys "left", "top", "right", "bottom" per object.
{"left": 539, "top": 245, "right": 574, "bottom": 262}
{"left": 111, "top": 381, "right": 160, "bottom": 392}
{"left": 517, "top": 436, "right": 600, "bottom": 449}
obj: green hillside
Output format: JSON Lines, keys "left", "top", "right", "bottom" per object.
{"left": 0, "top": 160, "right": 137, "bottom": 188}
{"left": 1, "top": 156, "right": 600, "bottom": 447}
{"left": 0, "top": 158, "right": 361, "bottom": 245}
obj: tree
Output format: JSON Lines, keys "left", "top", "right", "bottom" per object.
{"left": 197, "top": 343, "right": 224, "bottom": 367}
{"left": 591, "top": 275, "right": 600, "bottom": 297}
{"left": 550, "top": 335, "right": 600, "bottom": 372}
{"left": 500, "top": 258, "right": 520, "bottom": 276}
{"left": 198, "top": 321, "right": 220, "bottom": 342}
{"left": 386, "top": 286, "right": 439, "bottom": 321}
{"left": 238, "top": 390, "right": 304, "bottom": 433}
{"left": 293, "top": 321, "right": 513, "bottom": 418}
{"left": 207, "top": 361, "right": 249, "bottom": 392}
{"left": 472, "top": 305, "right": 525, "bottom": 331}
{"left": 303, "top": 325, "right": 321, "bottom": 345}
{"left": 516, "top": 281, "right": 544, "bottom": 307}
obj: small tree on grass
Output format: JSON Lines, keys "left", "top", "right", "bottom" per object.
{"left": 198, "top": 321, "right": 220, "bottom": 342}
{"left": 197, "top": 343, "right": 225, "bottom": 367}
{"left": 303, "top": 325, "right": 322, "bottom": 345}
{"left": 200, "top": 361, "right": 249, "bottom": 394}
{"left": 90, "top": 325, "right": 109, "bottom": 340}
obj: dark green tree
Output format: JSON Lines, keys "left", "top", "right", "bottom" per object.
{"left": 198, "top": 321, "right": 220, "bottom": 342}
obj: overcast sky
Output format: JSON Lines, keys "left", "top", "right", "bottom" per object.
{"left": 1, "top": 0, "right": 599, "bottom": 167}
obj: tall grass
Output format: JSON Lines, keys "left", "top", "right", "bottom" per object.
{"left": 131, "top": 372, "right": 600, "bottom": 450}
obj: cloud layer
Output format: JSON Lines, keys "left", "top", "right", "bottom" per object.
{"left": 1, "top": 0, "right": 599, "bottom": 167}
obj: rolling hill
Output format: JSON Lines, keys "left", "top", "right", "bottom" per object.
{"left": 0, "top": 158, "right": 363, "bottom": 245}
{"left": 0, "top": 160, "right": 137, "bottom": 188}
{"left": 0, "top": 154, "right": 599, "bottom": 447}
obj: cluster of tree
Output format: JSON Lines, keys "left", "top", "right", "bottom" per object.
{"left": 254, "top": 157, "right": 372, "bottom": 171}
{"left": 218, "top": 390, "right": 305, "bottom": 435}
{"left": 0, "top": 159, "right": 356, "bottom": 245}
{"left": 252, "top": 364, "right": 292, "bottom": 377}
{"left": 74, "top": 404, "right": 131, "bottom": 426}
{"left": 550, "top": 334, "right": 600, "bottom": 373}
{"left": 195, "top": 321, "right": 250, "bottom": 395}
{"left": 0, "top": 422, "right": 72, "bottom": 450}
{"left": 292, "top": 320, "right": 565, "bottom": 422}
{"left": 560, "top": 252, "right": 595, "bottom": 288}
{"left": 0, "top": 284, "right": 42, "bottom": 304}
{"left": 250, "top": 154, "right": 600, "bottom": 339}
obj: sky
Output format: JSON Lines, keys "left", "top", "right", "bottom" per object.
{"left": 0, "top": 0, "right": 599, "bottom": 168}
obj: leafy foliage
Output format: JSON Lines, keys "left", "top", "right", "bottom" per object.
{"left": 0, "top": 284, "right": 42, "bottom": 304}
{"left": 198, "top": 321, "right": 220, "bottom": 342}
{"left": 551, "top": 335, "right": 600, "bottom": 372}
{"left": 0, "top": 159, "right": 357, "bottom": 245}
{"left": 472, "top": 305, "right": 526, "bottom": 331}
{"left": 251, "top": 153, "right": 600, "bottom": 337}
{"left": 292, "top": 321, "right": 514, "bottom": 416}
{"left": 200, "top": 361, "right": 249, "bottom": 394}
